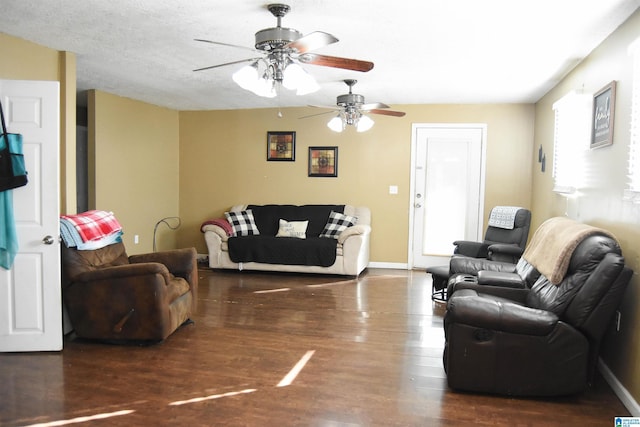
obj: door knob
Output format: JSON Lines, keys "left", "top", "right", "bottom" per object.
{"left": 42, "top": 235, "right": 55, "bottom": 245}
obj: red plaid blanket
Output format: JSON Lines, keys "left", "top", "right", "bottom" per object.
{"left": 60, "top": 210, "right": 122, "bottom": 243}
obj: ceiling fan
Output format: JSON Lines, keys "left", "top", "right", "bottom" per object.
{"left": 194, "top": 3, "right": 374, "bottom": 98}
{"left": 302, "top": 79, "right": 406, "bottom": 132}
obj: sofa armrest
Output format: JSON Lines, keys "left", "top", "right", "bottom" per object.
{"left": 201, "top": 224, "right": 229, "bottom": 242}
{"left": 338, "top": 224, "right": 371, "bottom": 244}
{"left": 447, "top": 291, "right": 559, "bottom": 336}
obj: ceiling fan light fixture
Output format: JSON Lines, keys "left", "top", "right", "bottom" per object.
{"left": 252, "top": 76, "right": 277, "bottom": 98}
{"left": 356, "top": 115, "right": 374, "bottom": 132}
{"left": 232, "top": 61, "right": 277, "bottom": 98}
{"left": 232, "top": 62, "right": 260, "bottom": 91}
{"left": 282, "top": 62, "right": 320, "bottom": 95}
{"left": 327, "top": 115, "right": 344, "bottom": 132}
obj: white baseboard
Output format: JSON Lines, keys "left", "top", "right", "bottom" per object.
{"left": 599, "top": 359, "right": 640, "bottom": 416}
{"left": 368, "top": 262, "right": 409, "bottom": 270}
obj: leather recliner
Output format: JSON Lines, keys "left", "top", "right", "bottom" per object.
{"left": 427, "top": 207, "right": 531, "bottom": 301}
{"left": 443, "top": 234, "right": 631, "bottom": 396}
{"left": 452, "top": 207, "right": 531, "bottom": 263}
{"left": 62, "top": 242, "right": 198, "bottom": 343}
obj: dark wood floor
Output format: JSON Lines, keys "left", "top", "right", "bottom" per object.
{"left": 0, "top": 268, "right": 630, "bottom": 426}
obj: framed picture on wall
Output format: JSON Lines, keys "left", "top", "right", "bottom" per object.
{"left": 308, "top": 146, "right": 338, "bottom": 177}
{"left": 591, "top": 80, "right": 616, "bottom": 149}
{"left": 267, "top": 131, "right": 296, "bottom": 161}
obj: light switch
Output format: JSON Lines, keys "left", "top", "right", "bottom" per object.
{"left": 389, "top": 185, "right": 398, "bottom": 195}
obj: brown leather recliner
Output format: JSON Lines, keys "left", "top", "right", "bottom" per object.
{"left": 62, "top": 242, "right": 198, "bottom": 343}
{"left": 443, "top": 234, "right": 631, "bottom": 396}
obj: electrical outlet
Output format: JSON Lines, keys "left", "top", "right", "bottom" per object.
{"left": 134, "top": 235, "right": 139, "bottom": 244}
{"left": 616, "top": 310, "right": 621, "bottom": 331}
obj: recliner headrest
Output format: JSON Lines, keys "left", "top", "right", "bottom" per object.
{"left": 568, "top": 234, "right": 621, "bottom": 274}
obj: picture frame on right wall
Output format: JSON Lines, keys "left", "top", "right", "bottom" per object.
{"left": 591, "top": 80, "right": 616, "bottom": 149}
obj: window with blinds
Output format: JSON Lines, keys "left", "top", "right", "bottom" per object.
{"left": 625, "top": 37, "right": 640, "bottom": 202}
{"left": 552, "top": 91, "right": 591, "bottom": 194}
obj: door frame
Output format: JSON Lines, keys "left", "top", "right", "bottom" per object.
{"left": 407, "top": 123, "right": 487, "bottom": 269}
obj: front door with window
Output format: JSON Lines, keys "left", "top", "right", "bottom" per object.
{"left": 410, "top": 124, "right": 486, "bottom": 269}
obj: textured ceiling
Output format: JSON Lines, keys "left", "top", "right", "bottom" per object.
{"left": 1, "top": 0, "right": 639, "bottom": 111}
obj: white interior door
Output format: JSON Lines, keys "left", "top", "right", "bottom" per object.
{"left": 0, "top": 80, "right": 61, "bottom": 352}
{"left": 409, "top": 124, "right": 486, "bottom": 269}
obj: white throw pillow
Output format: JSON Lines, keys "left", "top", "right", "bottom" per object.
{"left": 275, "top": 219, "right": 308, "bottom": 239}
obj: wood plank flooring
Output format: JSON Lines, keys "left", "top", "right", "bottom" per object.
{"left": 0, "top": 268, "right": 630, "bottom": 426}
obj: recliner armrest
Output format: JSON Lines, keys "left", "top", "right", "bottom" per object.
{"left": 74, "top": 262, "right": 171, "bottom": 283}
{"left": 449, "top": 256, "right": 517, "bottom": 276}
{"left": 447, "top": 292, "right": 559, "bottom": 336}
{"left": 477, "top": 270, "right": 526, "bottom": 288}
{"left": 487, "top": 243, "right": 523, "bottom": 257}
{"left": 130, "top": 248, "right": 196, "bottom": 277}
{"left": 453, "top": 240, "right": 488, "bottom": 258}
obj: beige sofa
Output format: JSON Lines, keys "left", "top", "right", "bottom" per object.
{"left": 201, "top": 204, "right": 371, "bottom": 276}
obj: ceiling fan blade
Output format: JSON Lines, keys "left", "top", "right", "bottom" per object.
{"left": 194, "top": 39, "right": 259, "bottom": 53}
{"left": 299, "top": 109, "right": 340, "bottom": 119}
{"left": 361, "top": 103, "right": 390, "bottom": 110}
{"left": 285, "top": 31, "right": 338, "bottom": 54}
{"left": 193, "top": 57, "right": 260, "bottom": 72}
{"left": 369, "top": 109, "right": 406, "bottom": 117}
{"left": 309, "top": 104, "right": 341, "bottom": 110}
{"left": 298, "top": 53, "right": 374, "bottom": 72}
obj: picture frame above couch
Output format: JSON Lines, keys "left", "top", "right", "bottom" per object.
{"left": 308, "top": 146, "right": 338, "bottom": 177}
{"left": 267, "top": 131, "right": 296, "bottom": 161}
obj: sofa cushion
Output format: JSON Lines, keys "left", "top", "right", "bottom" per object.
{"left": 320, "top": 210, "right": 358, "bottom": 239}
{"left": 276, "top": 219, "right": 308, "bottom": 239}
{"left": 225, "top": 209, "right": 260, "bottom": 236}
{"left": 247, "top": 204, "right": 344, "bottom": 237}
{"left": 228, "top": 236, "right": 338, "bottom": 266}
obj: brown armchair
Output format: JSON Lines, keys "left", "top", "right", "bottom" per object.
{"left": 62, "top": 242, "right": 198, "bottom": 343}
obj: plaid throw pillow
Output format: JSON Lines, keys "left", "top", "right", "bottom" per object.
{"left": 225, "top": 209, "right": 260, "bottom": 236}
{"left": 320, "top": 211, "right": 357, "bottom": 239}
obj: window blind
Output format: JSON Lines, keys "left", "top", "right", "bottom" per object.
{"left": 626, "top": 38, "right": 640, "bottom": 197}
{"left": 552, "top": 92, "right": 590, "bottom": 194}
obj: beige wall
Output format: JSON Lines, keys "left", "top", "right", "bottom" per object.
{"left": 0, "top": 32, "right": 76, "bottom": 214}
{"left": 89, "top": 90, "right": 180, "bottom": 254}
{"left": 532, "top": 10, "right": 640, "bottom": 401}
{"left": 178, "top": 104, "right": 534, "bottom": 263}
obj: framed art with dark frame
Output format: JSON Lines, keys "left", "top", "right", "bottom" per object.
{"left": 308, "top": 146, "right": 338, "bottom": 177}
{"left": 267, "top": 131, "right": 296, "bottom": 161}
{"left": 591, "top": 80, "right": 616, "bottom": 149}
